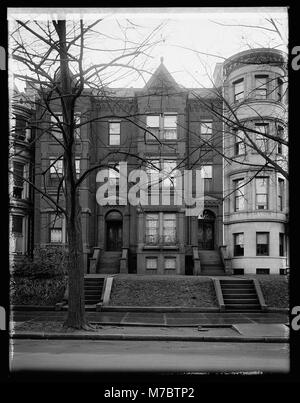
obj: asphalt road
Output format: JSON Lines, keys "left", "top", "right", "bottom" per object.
{"left": 10, "top": 339, "right": 289, "bottom": 373}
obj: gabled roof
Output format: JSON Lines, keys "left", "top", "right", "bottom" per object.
{"left": 143, "top": 58, "right": 180, "bottom": 91}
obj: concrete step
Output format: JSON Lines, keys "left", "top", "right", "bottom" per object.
{"left": 222, "top": 293, "right": 258, "bottom": 299}
{"left": 223, "top": 299, "right": 259, "bottom": 304}
{"left": 221, "top": 284, "right": 255, "bottom": 289}
{"left": 220, "top": 280, "right": 253, "bottom": 284}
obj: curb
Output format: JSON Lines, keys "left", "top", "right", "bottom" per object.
{"left": 11, "top": 332, "right": 289, "bottom": 343}
{"left": 11, "top": 305, "right": 289, "bottom": 313}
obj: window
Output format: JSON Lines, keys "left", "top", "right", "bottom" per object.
{"left": 255, "top": 177, "right": 269, "bottom": 210}
{"left": 234, "top": 129, "right": 246, "bottom": 155}
{"left": 233, "top": 269, "right": 244, "bottom": 275}
{"left": 233, "top": 178, "right": 245, "bottom": 211}
{"left": 162, "top": 160, "right": 177, "bottom": 188}
{"left": 234, "top": 233, "right": 244, "bottom": 256}
{"left": 145, "top": 214, "right": 159, "bottom": 244}
{"left": 109, "top": 122, "right": 120, "bottom": 145}
{"left": 12, "top": 215, "right": 23, "bottom": 234}
{"left": 146, "top": 257, "right": 158, "bottom": 273}
{"left": 50, "top": 214, "right": 63, "bottom": 243}
{"left": 279, "top": 233, "right": 285, "bottom": 256}
{"left": 51, "top": 114, "right": 63, "bottom": 140}
{"left": 75, "top": 159, "right": 80, "bottom": 179}
{"left": 164, "top": 257, "right": 176, "bottom": 273}
{"left": 108, "top": 163, "right": 120, "bottom": 187}
{"left": 200, "top": 121, "right": 213, "bottom": 145}
{"left": 233, "top": 79, "right": 244, "bottom": 102}
{"left": 146, "top": 114, "right": 177, "bottom": 141}
{"left": 50, "top": 159, "right": 63, "bottom": 178}
{"left": 255, "top": 75, "right": 268, "bottom": 99}
{"left": 256, "top": 232, "right": 269, "bottom": 256}
{"left": 74, "top": 113, "right": 81, "bottom": 139}
{"left": 278, "top": 178, "right": 284, "bottom": 211}
{"left": 277, "top": 126, "right": 284, "bottom": 154}
{"left": 163, "top": 115, "right": 177, "bottom": 140}
{"left": 201, "top": 165, "right": 212, "bottom": 192}
{"left": 146, "top": 159, "right": 177, "bottom": 190}
{"left": 13, "top": 161, "right": 24, "bottom": 199}
{"left": 256, "top": 268, "right": 270, "bottom": 275}
{"left": 145, "top": 213, "right": 176, "bottom": 245}
{"left": 162, "top": 213, "right": 176, "bottom": 244}
{"left": 277, "top": 78, "right": 283, "bottom": 101}
{"left": 14, "top": 115, "right": 26, "bottom": 140}
{"left": 255, "top": 123, "right": 269, "bottom": 152}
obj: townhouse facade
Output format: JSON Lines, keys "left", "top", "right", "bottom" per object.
{"left": 9, "top": 48, "right": 289, "bottom": 276}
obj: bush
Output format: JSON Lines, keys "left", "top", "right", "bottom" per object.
{"left": 11, "top": 246, "right": 69, "bottom": 305}
{"left": 10, "top": 276, "right": 67, "bottom": 305}
{"left": 12, "top": 246, "right": 69, "bottom": 279}
{"left": 257, "top": 275, "right": 289, "bottom": 308}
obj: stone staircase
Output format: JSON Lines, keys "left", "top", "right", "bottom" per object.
{"left": 98, "top": 251, "right": 121, "bottom": 274}
{"left": 220, "top": 279, "right": 261, "bottom": 312}
{"left": 199, "top": 250, "right": 225, "bottom": 275}
{"left": 84, "top": 277, "right": 105, "bottom": 305}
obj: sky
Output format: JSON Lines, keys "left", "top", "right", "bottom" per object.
{"left": 8, "top": 7, "right": 288, "bottom": 90}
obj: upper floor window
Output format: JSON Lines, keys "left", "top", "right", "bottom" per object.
{"left": 277, "top": 78, "right": 283, "bottom": 101}
{"left": 278, "top": 178, "right": 284, "bottom": 211}
{"left": 200, "top": 121, "right": 213, "bottom": 146}
{"left": 255, "top": 177, "right": 269, "bottom": 210}
{"left": 233, "top": 178, "right": 245, "bottom": 211}
{"left": 75, "top": 159, "right": 81, "bottom": 179}
{"left": 50, "top": 158, "right": 63, "bottom": 178}
{"left": 12, "top": 161, "right": 28, "bottom": 199}
{"left": 109, "top": 122, "right": 121, "bottom": 145}
{"left": 108, "top": 163, "right": 120, "bottom": 187}
{"left": 146, "top": 114, "right": 177, "bottom": 141}
{"left": 234, "top": 233, "right": 244, "bottom": 256}
{"left": 255, "top": 75, "right": 268, "bottom": 99}
{"left": 234, "top": 129, "right": 246, "bottom": 155}
{"left": 255, "top": 123, "right": 269, "bottom": 152}
{"left": 233, "top": 79, "right": 244, "bottom": 102}
{"left": 49, "top": 213, "right": 63, "bottom": 243}
{"left": 277, "top": 125, "right": 284, "bottom": 154}
{"left": 51, "top": 114, "right": 63, "bottom": 140}
{"left": 146, "top": 158, "right": 177, "bottom": 189}
{"left": 201, "top": 165, "right": 213, "bottom": 192}
{"left": 51, "top": 113, "right": 81, "bottom": 140}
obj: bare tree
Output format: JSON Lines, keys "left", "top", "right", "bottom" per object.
{"left": 10, "top": 17, "right": 165, "bottom": 329}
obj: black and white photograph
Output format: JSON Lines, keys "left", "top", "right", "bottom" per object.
{"left": 2, "top": 4, "right": 298, "bottom": 386}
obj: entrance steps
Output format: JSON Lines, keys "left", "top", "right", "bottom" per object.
{"left": 220, "top": 279, "right": 261, "bottom": 312}
{"left": 84, "top": 277, "right": 105, "bottom": 305}
{"left": 199, "top": 250, "right": 225, "bottom": 275}
{"left": 99, "top": 251, "right": 121, "bottom": 274}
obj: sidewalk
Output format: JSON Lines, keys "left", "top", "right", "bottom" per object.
{"left": 11, "top": 310, "right": 289, "bottom": 343}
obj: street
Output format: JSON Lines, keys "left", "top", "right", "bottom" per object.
{"left": 10, "top": 339, "right": 289, "bottom": 373}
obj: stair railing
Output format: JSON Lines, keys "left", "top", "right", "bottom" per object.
{"left": 89, "top": 247, "right": 102, "bottom": 274}
{"left": 192, "top": 246, "right": 201, "bottom": 275}
{"left": 219, "top": 245, "right": 233, "bottom": 275}
{"left": 120, "top": 248, "right": 128, "bottom": 273}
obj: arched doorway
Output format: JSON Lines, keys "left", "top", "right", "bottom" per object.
{"left": 105, "top": 210, "right": 122, "bottom": 251}
{"left": 198, "top": 209, "right": 215, "bottom": 250}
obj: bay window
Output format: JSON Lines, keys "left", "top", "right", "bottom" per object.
{"left": 255, "top": 177, "right": 269, "bottom": 210}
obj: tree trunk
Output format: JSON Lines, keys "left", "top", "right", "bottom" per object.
{"left": 64, "top": 199, "right": 86, "bottom": 329}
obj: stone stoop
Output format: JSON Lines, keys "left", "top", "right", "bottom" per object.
{"left": 220, "top": 279, "right": 261, "bottom": 312}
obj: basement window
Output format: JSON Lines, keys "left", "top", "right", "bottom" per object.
{"left": 256, "top": 268, "right": 270, "bottom": 275}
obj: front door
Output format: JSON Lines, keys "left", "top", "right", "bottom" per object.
{"left": 198, "top": 220, "right": 214, "bottom": 250}
{"left": 106, "top": 221, "right": 122, "bottom": 251}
